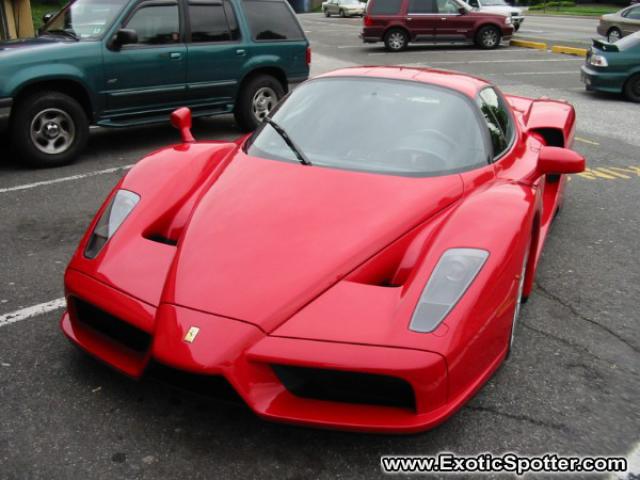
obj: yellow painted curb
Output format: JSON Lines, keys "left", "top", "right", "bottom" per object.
{"left": 511, "top": 39, "right": 547, "bottom": 50}
{"left": 551, "top": 45, "right": 588, "bottom": 57}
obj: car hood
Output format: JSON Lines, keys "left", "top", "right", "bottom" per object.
{"left": 167, "top": 150, "right": 463, "bottom": 333}
{"left": 479, "top": 5, "right": 521, "bottom": 14}
{"left": 0, "top": 35, "right": 63, "bottom": 51}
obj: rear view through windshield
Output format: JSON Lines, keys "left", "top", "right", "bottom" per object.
{"left": 369, "top": 0, "right": 403, "bottom": 14}
{"left": 247, "top": 77, "right": 490, "bottom": 177}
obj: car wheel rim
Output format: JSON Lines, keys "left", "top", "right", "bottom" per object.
{"left": 30, "top": 108, "right": 75, "bottom": 155}
{"left": 482, "top": 29, "right": 498, "bottom": 47}
{"left": 252, "top": 87, "right": 278, "bottom": 122}
{"left": 510, "top": 251, "right": 529, "bottom": 350}
{"left": 389, "top": 32, "right": 405, "bottom": 50}
{"left": 609, "top": 30, "right": 621, "bottom": 42}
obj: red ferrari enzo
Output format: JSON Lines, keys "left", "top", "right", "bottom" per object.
{"left": 61, "top": 67, "right": 585, "bottom": 433}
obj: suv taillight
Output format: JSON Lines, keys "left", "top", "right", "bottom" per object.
{"left": 364, "top": 15, "right": 373, "bottom": 27}
{"left": 306, "top": 47, "right": 312, "bottom": 65}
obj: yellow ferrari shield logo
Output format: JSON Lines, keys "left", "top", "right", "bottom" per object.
{"left": 184, "top": 326, "right": 200, "bottom": 344}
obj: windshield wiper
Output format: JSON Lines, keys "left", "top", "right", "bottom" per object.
{"left": 266, "top": 118, "right": 312, "bottom": 166}
{"left": 44, "top": 29, "right": 79, "bottom": 41}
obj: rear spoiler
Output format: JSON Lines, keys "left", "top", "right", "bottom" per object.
{"left": 592, "top": 38, "right": 619, "bottom": 52}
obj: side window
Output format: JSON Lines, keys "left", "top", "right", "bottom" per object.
{"left": 370, "top": 0, "right": 403, "bottom": 14}
{"left": 189, "top": 0, "right": 239, "bottom": 42}
{"left": 243, "top": 0, "right": 305, "bottom": 41}
{"left": 476, "top": 88, "right": 514, "bottom": 159}
{"left": 125, "top": 3, "right": 180, "bottom": 45}
{"left": 408, "top": 0, "right": 436, "bottom": 14}
{"left": 468, "top": 0, "right": 479, "bottom": 7}
{"left": 437, "top": 0, "right": 460, "bottom": 14}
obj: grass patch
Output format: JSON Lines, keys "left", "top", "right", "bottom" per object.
{"left": 528, "top": 3, "right": 620, "bottom": 15}
{"left": 31, "top": 0, "right": 65, "bottom": 30}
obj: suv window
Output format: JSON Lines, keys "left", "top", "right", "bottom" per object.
{"left": 125, "top": 2, "right": 180, "bottom": 45}
{"left": 409, "top": 0, "right": 436, "bottom": 14}
{"left": 476, "top": 87, "right": 514, "bottom": 159}
{"left": 437, "top": 0, "right": 460, "bottom": 14}
{"left": 189, "top": 0, "right": 239, "bottom": 42}
{"left": 243, "top": 0, "right": 304, "bottom": 41}
{"left": 370, "top": 0, "right": 403, "bottom": 14}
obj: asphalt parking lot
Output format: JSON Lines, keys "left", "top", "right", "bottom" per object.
{"left": 1, "top": 13, "right": 639, "bottom": 480}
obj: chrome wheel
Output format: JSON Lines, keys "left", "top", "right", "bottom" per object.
{"left": 607, "top": 28, "right": 621, "bottom": 43}
{"left": 481, "top": 28, "right": 499, "bottom": 48}
{"left": 387, "top": 31, "right": 406, "bottom": 51}
{"left": 510, "top": 250, "right": 529, "bottom": 350}
{"left": 30, "top": 108, "right": 75, "bottom": 155}
{"left": 251, "top": 87, "right": 277, "bottom": 123}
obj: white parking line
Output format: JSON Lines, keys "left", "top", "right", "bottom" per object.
{"left": 0, "top": 298, "right": 66, "bottom": 328}
{"left": 0, "top": 164, "right": 133, "bottom": 194}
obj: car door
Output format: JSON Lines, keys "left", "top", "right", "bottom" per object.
{"left": 102, "top": 0, "right": 187, "bottom": 118}
{"left": 622, "top": 6, "right": 640, "bottom": 36}
{"left": 327, "top": 0, "right": 337, "bottom": 14}
{"left": 434, "top": 0, "right": 473, "bottom": 41}
{"left": 406, "top": 0, "right": 438, "bottom": 41}
{"left": 184, "top": 0, "right": 245, "bottom": 109}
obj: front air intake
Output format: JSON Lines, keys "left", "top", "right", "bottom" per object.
{"left": 71, "top": 298, "right": 151, "bottom": 353}
{"left": 272, "top": 365, "right": 416, "bottom": 411}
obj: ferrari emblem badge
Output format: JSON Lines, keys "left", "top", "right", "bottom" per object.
{"left": 184, "top": 326, "right": 200, "bottom": 344}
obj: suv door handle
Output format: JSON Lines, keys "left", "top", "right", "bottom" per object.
{"left": 441, "top": 17, "right": 448, "bottom": 20}
{"left": 170, "top": 52, "right": 182, "bottom": 60}
{"left": 236, "top": 49, "right": 247, "bottom": 56}
{"left": 407, "top": 17, "right": 413, "bottom": 21}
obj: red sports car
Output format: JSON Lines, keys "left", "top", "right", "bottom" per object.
{"left": 61, "top": 67, "right": 585, "bottom": 433}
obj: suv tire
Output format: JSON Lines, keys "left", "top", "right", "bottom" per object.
{"left": 12, "top": 91, "right": 89, "bottom": 168}
{"left": 324, "top": 8, "right": 330, "bottom": 16}
{"left": 339, "top": 9, "right": 346, "bottom": 17}
{"left": 624, "top": 74, "right": 640, "bottom": 103}
{"left": 476, "top": 25, "right": 501, "bottom": 49}
{"left": 607, "top": 27, "right": 621, "bottom": 43}
{"left": 384, "top": 28, "right": 409, "bottom": 52}
{"left": 234, "top": 74, "right": 285, "bottom": 132}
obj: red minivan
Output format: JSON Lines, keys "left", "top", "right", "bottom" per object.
{"left": 361, "top": 0, "right": 514, "bottom": 51}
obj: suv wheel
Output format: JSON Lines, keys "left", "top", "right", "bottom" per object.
{"left": 234, "top": 74, "right": 285, "bottom": 132}
{"left": 624, "top": 74, "right": 640, "bottom": 103}
{"left": 476, "top": 25, "right": 501, "bottom": 49}
{"left": 607, "top": 27, "right": 621, "bottom": 43}
{"left": 384, "top": 29, "right": 408, "bottom": 52}
{"left": 339, "top": 9, "right": 346, "bottom": 17}
{"left": 324, "top": 8, "right": 330, "bottom": 16}
{"left": 11, "top": 91, "right": 89, "bottom": 168}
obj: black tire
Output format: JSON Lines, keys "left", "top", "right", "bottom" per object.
{"left": 624, "top": 73, "right": 640, "bottom": 103}
{"left": 339, "top": 8, "right": 346, "bottom": 17}
{"left": 607, "top": 27, "right": 621, "bottom": 43}
{"left": 384, "top": 28, "right": 409, "bottom": 52}
{"left": 324, "top": 8, "right": 330, "bottom": 16}
{"left": 476, "top": 25, "right": 501, "bottom": 49}
{"left": 514, "top": 23, "right": 520, "bottom": 32}
{"left": 233, "top": 74, "right": 285, "bottom": 132}
{"left": 11, "top": 91, "right": 89, "bottom": 168}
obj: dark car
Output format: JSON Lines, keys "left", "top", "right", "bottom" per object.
{"left": 581, "top": 33, "right": 640, "bottom": 102}
{"left": 0, "top": 0, "right": 310, "bottom": 167}
{"left": 361, "top": 0, "right": 514, "bottom": 51}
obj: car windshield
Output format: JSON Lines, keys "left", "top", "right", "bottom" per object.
{"left": 615, "top": 31, "right": 640, "bottom": 50}
{"left": 246, "top": 77, "right": 490, "bottom": 177}
{"left": 482, "top": 0, "right": 509, "bottom": 6}
{"left": 42, "top": 0, "right": 129, "bottom": 40}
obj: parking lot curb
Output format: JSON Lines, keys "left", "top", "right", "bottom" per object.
{"left": 551, "top": 45, "right": 588, "bottom": 57}
{"left": 511, "top": 39, "right": 548, "bottom": 50}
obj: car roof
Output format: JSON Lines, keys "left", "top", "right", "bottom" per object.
{"left": 315, "top": 66, "right": 492, "bottom": 98}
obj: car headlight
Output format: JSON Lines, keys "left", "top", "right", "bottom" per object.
{"left": 409, "top": 248, "right": 489, "bottom": 333}
{"left": 85, "top": 190, "right": 140, "bottom": 259}
{"left": 505, "top": 16, "right": 512, "bottom": 25}
{"left": 589, "top": 54, "right": 608, "bottom": 67}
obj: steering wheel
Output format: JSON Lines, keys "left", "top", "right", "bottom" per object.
{"left": 414, "top": 129, "right": 457, "bottom": 157}
{"left": 383, "top": 147, "right": 449, "bottom": 172}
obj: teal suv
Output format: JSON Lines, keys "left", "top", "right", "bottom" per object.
{"left": 0, "top": 0, "right": 310, "bottom": 167}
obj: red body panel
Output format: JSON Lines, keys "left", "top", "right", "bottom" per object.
{"left": 60, "top": 67, "right": 584, "bottom": 433}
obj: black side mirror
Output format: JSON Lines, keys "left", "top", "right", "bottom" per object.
{"left": 114, "top": 29, "right": 138, "bottom": 48}
{"left": 458, "top": 6, "right": 467, "bottom": 13}
{"left": 42, "top": 12, "right": 54, "bottom": 25}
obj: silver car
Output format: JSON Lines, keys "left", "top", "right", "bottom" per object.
{"left": 597, "top": 5, "right": 640, "bottom": 42}
{"left": 322, "top": 0, "right": 366, "bottom": 17}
